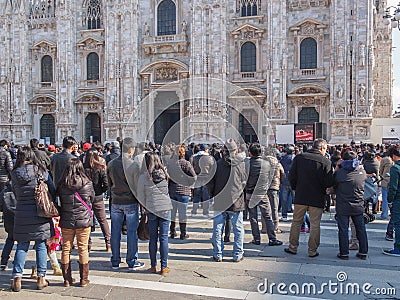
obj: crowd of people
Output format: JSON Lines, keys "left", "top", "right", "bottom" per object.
{"left": 0, "top": 136, "right": 399, "bottom": 293}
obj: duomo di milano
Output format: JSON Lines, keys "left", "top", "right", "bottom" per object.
{"left": 0, "top": 0, "right": 394, "bottom": 145}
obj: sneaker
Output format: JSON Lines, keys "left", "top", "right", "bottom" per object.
{"left": 129, "top": 261, "right": 145, "bottom": 271}
{"left": 212, "top": 256, "right": 222, "bottom": 262}
{"left": 269, "top": 240, "right": 283, "bottom": 246}
{"left": 337, "top": 253, "right": 349, "bottom": 260}
{"left": 356, "top": 253, "right": 367, "bottom": 260}
{"left": 385, "top": 233, "right": 394, "bottom": 241}
{"left": 284, "top": 248, "right": 297, "bottom": 255}
{"left": 280, "top": 217, "right": 288, "bottom": 222}
{"left": 112, "top": 265, "right": 120, "bottom": 270}
{"left": 202, "top": 214, "right": 210, "bottom": 219}
{"left": 382, "top": 248, "right": 400, "bottom": 257}
{"left": 251, "top": 240, "right": 261, "bottom": 245}
{"left": 300, "top": 228, "right": 307, "bottom": 233}
{"left": 190, "top": 213, "right": 197, "bottom": 218}
{"left": 233, "top": 257, "right": 244, "bottom": 263}
{"left": 0, "top": 264, "right": 6, "bottom": 271}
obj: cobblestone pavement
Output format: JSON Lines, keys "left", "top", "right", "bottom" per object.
{"left": 0, "top": 203, "right": 398, "bottom": 300}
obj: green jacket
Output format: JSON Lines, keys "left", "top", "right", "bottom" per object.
{"left": 387, "top": 161, "right": 400, "bottom": 204}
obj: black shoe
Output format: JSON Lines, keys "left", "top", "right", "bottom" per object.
{"left": 170, "top": 232, "right": 178, "bottom": 239}
{"left": 284, "top": 248, "right": 297, "bottom": 255}
{"left": 309, "top": 252, "right": 319, "bottom": 258}
{"left": 337, "top": 253, "right": 349, "bottom": 260}
{"left": 251, "top": 240, "right": 261, "bottom": 245}
{"left": 180, "top": 234, "right": 189, "bottom": 240}
{"left": 223, "top": 237, "right": 231, "bottom": 243}
{"left": 356, "top": 253, "right": 367, "bottom": 260}
{"left": 269, "top": 240, "right": 283, "bottom": 246}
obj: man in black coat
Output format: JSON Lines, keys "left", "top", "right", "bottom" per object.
{"left": 0, "top": 140, "right": 13, "bottom": 192}
{"left": 285, "top": 138, "right": 334, "bottom": 257}
{"left": 30, "top": 138, "right": 51, "bottom": 171}
{"left": 50, "top": 136, "right": 76, "bottom": 187}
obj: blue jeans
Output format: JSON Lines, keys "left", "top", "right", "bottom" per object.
{"left": 280, "top": 185, "right": 294, "bottom": 217}
{"left": 212, "top": 211, "right": 244, "bottom": 260}
{"left": 381, "top": 187, "right": 389, "bottom": 219}
{"left": 12, "top": 240, "right": 47, "bottom": 278}
{"left": 392, "top": 203, "right": 400, "bottom": 251}
{"left": 148, "top": 211, "right": 170, "bottom": 269}
{"left": 192, "top": 186, "right": 210, "bottom": 215}
{"left": 171, "top": 194, "right": 190, "bottom": 224}
{"left": 110, "top": 203, "right": 139, "bottom": 268}
{"left": 336, "top": 214, "right": 368, "bottom": 255}
{"left": 1, "top": 235, "right": 14, "bottom": 264}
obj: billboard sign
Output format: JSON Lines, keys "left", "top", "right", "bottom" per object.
{"left": 295, "top": 124, "right": 314, "bottom": 142}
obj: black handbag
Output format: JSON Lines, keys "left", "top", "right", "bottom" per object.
{"left": 137, "top": 212, "right": 150, "bottom": 241}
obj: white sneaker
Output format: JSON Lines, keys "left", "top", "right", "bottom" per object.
{"left": 280, "top": 217, "right": 288, "bottom": 222}
{"left": 129, "top": 261, "right": 145, "bottom": 271}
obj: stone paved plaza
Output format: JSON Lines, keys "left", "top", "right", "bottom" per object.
{"left": 0, "top": 202, "right": 398, "bottom": 300}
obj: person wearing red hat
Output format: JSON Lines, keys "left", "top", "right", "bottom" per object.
{"left": 83, "top": 143, "right": 92, "bottom": 152}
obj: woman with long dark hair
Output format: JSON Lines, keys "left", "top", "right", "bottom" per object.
{"left": 10, "top": 147, "right": 56, "bottom": 292}
{"left": 83, "top": 148, "right": 110, "bottom": 251}
{"left": 57, "top": 158, "right": 94, "bottom": 287}
{"left": 137, "top": 152, "right": 172, "bottom": 276}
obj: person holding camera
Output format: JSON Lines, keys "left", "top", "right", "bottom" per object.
{"left": 334, "top": 150, "right": 368, "bottom": 260}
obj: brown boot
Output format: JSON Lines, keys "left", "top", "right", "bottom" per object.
{"left": 36, "top": 275, "right": 49, "bottom": 290}
{"left": 30, "top": 266, "right": 37, "bottom": 279}
{"left": 11, "top": 277, "right": 21, "bottom": 292}
{"left": 61, "top": 262, "right": 76, "bottom": 287}
{"left": 79, "top": 263, "right": 90, "bottom": 287}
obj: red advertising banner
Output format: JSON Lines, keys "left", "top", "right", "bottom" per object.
{"left": 295, "top": 124, "right": 314, "bottom": 142}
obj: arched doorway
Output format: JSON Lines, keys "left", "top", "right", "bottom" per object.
{"left": 154, "top": 92, "right": 180, "bottom": 145}
{"left": 298, "top": 107, "right": 319, "bottom": 124}
{"left": 239, "top": 109, "right": 258, "bottom": 143}
{"left": 85, "top": 113, "right": 101, "bottom": 142}
{"left": 40, "top": 114, "right": 55, "bottom": 145}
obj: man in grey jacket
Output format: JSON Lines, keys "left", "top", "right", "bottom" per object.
{"left": 246, "top": 143, "right": 283, "bottom": 246}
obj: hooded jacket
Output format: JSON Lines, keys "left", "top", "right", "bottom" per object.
{"left": 137, "top": 169, "right": 172, "bottom": 213}
{"left": 334, "top": 158, "right": 367, "bottom": 216}
{"left": 58, "top": 177, "right": 95, "bottom": 229}
{"left": 11, "top": 164, "right": 56, "bottom": 242}
{"left": 208, "top": 155, "right": 246, "bottom": 212}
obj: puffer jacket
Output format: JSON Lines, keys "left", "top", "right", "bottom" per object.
{"left": 0, "top": 147, "right": 13, "bottom": 183}
{"left": 334, "top": 158, "right": 366, "bottom": 216}
{"left": 379, "top": 156, "right": 393, "bottom": 189}
{"left": 208, "top": 155, "right": 246, "bottom": 212}
{"left": 84, "top": 166, "right": 108, "bottom": 197}
{"left": 245, "top": 156, "right": 273, "bottom": 195}
{"left": 137, "top": 169, "right": 172, "bottom": 213}
{"left": 58, "top": 178, "right": 95, "bottom": 229}
{"left": 11, "top": 164, "right": 56, "bottom": 242}
{"left": 264, "top": 156, "right": 285, "bottom": 191}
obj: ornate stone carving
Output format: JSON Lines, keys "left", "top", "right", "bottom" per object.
{"left": 337, "top": 43, "right": 344, "bottom": 68}
{"left": 155, "top": 67, "right": 178, "bottom": 81}
{"left": 359, "top": 43, "right": 366, "bottom": 67}
{"left": 358, "top": 83, "right": 366, "bottom": 102}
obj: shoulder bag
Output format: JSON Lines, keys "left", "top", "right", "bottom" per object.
{"left": 35, "top": 173, "right": 59, "bottom": 218}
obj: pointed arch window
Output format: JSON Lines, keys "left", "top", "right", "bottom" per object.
{"left": 241, "top": 42, "right": 256, "bottom": 72}
{"left": 300, "top": 38, "right": 317, "bottom": 69}
{"left": 41, "top": 55, "right": 53, "bottom": 82}
{"left": 87, "top": 0, "right": 101, "bottom": 30}
{"left": 240, "top": 0, "right": 259, "bottom": 17}
{"left": 157, "top": 0, "right": 176, "bottom": 36}
{"left": 87, "top": 52, "right": 99, "bottom": 80}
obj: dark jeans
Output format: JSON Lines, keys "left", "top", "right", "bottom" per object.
{"left": 148, "top": 211, "right": 170, "bottom": 269}
{"left": 93, "top": 196, "right": 111, "bottom": 245}
{"left": 246, "top": 193, "right": 277, "bottom": 242}
{"left": 336, "top": 214, "right": 368, "bottom": 255}
{"left": 280, "top": 185, "right": 294, "bottom": 217}
{"left": 1, "top": 235, "right": 14, "bottom": 264}
{"left": 192, "top": 186, "right": 210, "bottom": 215}
{"left": 392, "top": 203, "right": 400, "bottom": 251}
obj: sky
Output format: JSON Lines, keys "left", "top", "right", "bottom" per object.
{"left": 388, "top": 0, "right": 400, "bottom": 112}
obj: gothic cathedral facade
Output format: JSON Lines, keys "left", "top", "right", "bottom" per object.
{"left": 0, "top": 0, "right": 393, "bottom": 145}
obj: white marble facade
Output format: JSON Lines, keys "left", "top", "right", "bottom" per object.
{"left": 0, "top": 0, "right": 393, "bottom": 145}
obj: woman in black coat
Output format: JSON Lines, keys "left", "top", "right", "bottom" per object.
{"left": 57, "top": 158, "right": 94, "bottom": 287}
{"left": 10, "top": 147, "right": 56, "bottom": 292}
{"left": 83, "top": 148, "right": 110, "bottom": 251}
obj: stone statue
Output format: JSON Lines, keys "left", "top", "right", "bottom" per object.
{"left": 14, "top": 66, "right": 20, "bottom": 84}
{"left": 109, "top": 61, "right": 114, "bottom": 79}
{"left": 338, "top": 43, "right": 344, "bottom": 67}
{"left": 213, "top": 53, "right": 220, "bottom": 73}
{"left": 359, "top": 83, "right": 366, "bottom": 101}
{"left": 124, "top": 60, "right": 131, "bottom": 78}
{"left": 182, "top": 20, "right": 187, "bottom": 35}
{"left": 144, "top": 22, "right": 150, "bottom": 36}
{"left": 15, "top": 97, "right": 19, "bottom": 110}
{"left": 337, "top": 85, "right": 344, "bottom": 98}
{"left": 126, "top": 94, "right": 131, "bottom": 106}
{"left": 359, "top": 43, "right": 366, "bottom": 67}
{"left": 368, "top": 45, "right": 375, "bottom": 66}
{"left": 60, "top": 63, "right": 66, "bottom": 81}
